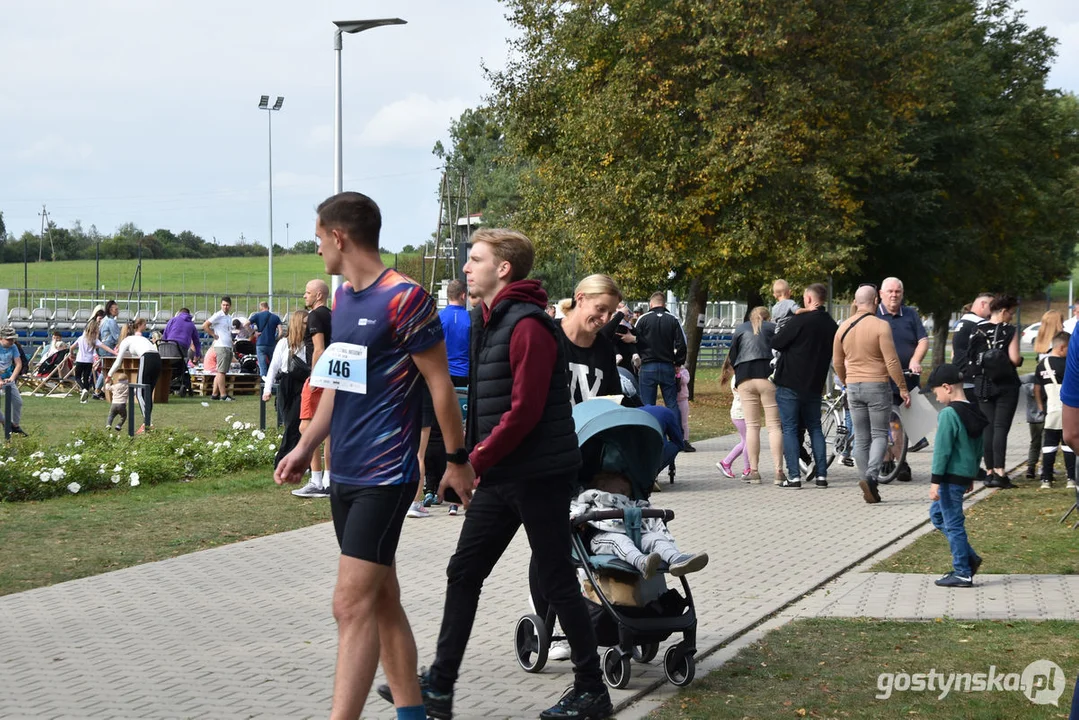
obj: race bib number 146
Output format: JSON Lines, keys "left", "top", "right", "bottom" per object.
{"left": 310, "top": 342, "right": 368, "bottom": 394}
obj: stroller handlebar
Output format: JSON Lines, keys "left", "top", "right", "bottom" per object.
{"left": 571, "top": 508, "right": 675, "bottom": 527}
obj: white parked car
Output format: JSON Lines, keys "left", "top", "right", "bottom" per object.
{"left": 1021, "top": 322, "right": 1040, "bottom": 348}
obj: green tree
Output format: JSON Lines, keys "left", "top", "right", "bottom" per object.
{"left": 493, "top": 0, "right": 948, "bottom": 385}
{"left": 854, "top": 1, "right": 1079, "bottom": 364}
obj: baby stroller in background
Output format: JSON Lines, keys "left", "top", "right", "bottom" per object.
{"left": 513, "top": 399, "right": 698, "bottom": 689}
{"left": 156, "top": 340, "right": 192, "bottom": 397}
{"left": 233, "top": 340, "right": 259, "bottom": 375}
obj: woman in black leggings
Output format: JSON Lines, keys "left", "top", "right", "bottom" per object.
{"left": 973, "top": 295, "right": 1022, "bottom": 487}
{"left": 107, "top": 319, "right": 162, "bottom": 432}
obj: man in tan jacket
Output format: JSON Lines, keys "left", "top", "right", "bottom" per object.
{"left": 834, "top": 285, "right": 911, "bottom": 503}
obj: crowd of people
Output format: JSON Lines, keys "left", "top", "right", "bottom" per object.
{"left": 260, "top": 183, "right": 1079, "bottom": 719}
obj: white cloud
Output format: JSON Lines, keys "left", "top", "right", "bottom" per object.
{"left": 355, "top": 94, "right": 468, "bottom": 149}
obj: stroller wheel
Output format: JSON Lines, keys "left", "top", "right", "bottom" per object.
{"left": 602, "top": 647, "right": 632, "bottom": 689}
{"left": 664, "top": 644, "right": 696, "bottom": 687}
{"left": 513, "top": 614, "right": 549, "bottom": 673}
{"left": 633, "top": 642, "right": 660, "bottom": 664}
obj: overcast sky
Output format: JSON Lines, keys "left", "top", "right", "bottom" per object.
{"left": 1, "top": 0, "right": 1076, "bottom": 252}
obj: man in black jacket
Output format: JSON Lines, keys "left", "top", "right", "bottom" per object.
{"left": 634, "top": 292, "right": 690, "bottom": 448}
{"left": 378, "top": 228, "right": 611, "bottom": 720}
{"left": 771, "top": 283, "right": 839, "bottom": 488}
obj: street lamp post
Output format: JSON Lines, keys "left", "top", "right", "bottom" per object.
{"left": 259, "top": 95, "right": 284, "bottom": 310}
{"left": 331, "top": 18, "right": 406, "bottom": 297}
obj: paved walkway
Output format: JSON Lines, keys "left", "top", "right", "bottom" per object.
{"left": 0, "top": 409, "right": 1065, "bottom": 719}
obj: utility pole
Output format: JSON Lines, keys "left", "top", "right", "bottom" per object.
{"left": 38, "top": 205, "right": 46, "bottom": 262}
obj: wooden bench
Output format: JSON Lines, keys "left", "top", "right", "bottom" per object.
{"left": 191, "top": 372, "right": 261, "bottom": 397}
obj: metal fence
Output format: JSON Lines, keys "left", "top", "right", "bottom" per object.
{"left": 10, "top": 288, "right": 309, "bottom": 319}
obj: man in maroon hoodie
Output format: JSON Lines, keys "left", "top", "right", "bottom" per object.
{"left": 378, "top": 229, "right": 611, "bottom": 720}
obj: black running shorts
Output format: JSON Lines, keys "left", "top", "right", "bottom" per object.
{"left": 330, "top": 481, "right": 418, "bottom": 566}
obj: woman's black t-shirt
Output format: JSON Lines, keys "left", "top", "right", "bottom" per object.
{"left": 556, "top": 319, "right": 622, "bottom": 405}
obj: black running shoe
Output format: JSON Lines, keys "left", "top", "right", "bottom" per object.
{"left": 376, "top": 671, "right": 453, "bottom": 720}
{"left": 540, "top": 685, "right": 613, "bottom": 720}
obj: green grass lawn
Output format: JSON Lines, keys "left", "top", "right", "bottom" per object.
{"left": 687, "top": 367, "right": 736, "bottom": 442}
{"left": 0, "top": 467, "right": 330, "bottom": 596}
{"left": 870, "top": 483, "right": 1079, "bottom": 575}
{"left": 652, "top": 618, "right": 1076, "bottom": 719}
{"left": 13, "top": 391, "right": 268, "bottom": 448}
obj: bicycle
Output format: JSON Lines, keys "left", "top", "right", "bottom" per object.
{"left": 800, "top": 378, "right": 908, "bottom": 484}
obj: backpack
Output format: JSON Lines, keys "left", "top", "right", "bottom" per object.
{"left": 15, "top": 342, "right": 30, "bottom": 379}
{"left": 971, "top": 324, "right": 1013, "bottom": 382}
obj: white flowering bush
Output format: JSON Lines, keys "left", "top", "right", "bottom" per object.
{"left": 0, "top": 421, "right": 281, "bottom": 502}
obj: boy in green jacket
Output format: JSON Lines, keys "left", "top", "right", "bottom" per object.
{"left": 927, "top": 364, "right": 989, "bottom": 588}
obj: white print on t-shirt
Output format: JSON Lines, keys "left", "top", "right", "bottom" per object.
{"left": 569, "top": 362, "right": 604, "bottom": 402}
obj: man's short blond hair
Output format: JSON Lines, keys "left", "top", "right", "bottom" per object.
{"left": 470, "top": 228, "right": 534, "bottom": 282}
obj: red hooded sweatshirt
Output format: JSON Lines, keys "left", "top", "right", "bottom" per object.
{"left": 468, "top": 279, "right": 558, "bottom": 479}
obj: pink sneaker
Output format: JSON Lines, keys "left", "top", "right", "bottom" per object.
{"left": 717, "top": 460, "right": 735, "bottom": 478}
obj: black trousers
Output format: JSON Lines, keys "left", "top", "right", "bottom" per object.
{"left": 428, "top": 474, "right": 603, "bottom": 693}
{"left": 136, "top": 353, "right": 162, "bottom": 427}
{"left": 1042, "top": 428, "right": 1075, "bottom": 481}
{"left": 979, "top": 385, "right": 1019, "bottom": 470}
{"left": 274, "top": 374, "right": 304, "bottom": 468}
{"left": 74, "top": 361, "right": 94, "bottom": 392}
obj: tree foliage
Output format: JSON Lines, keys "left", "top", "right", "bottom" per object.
{"left": 855, "top": 1, "right": 1079, "bottom": 320}
{"left": 0, "top": 218, "right": 304, "bottom": 264}
{"left": 492, "top": 0, "right": 954, "bottom": 298}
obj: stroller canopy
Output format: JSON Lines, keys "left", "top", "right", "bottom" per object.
{"left": 573, "top": 399, "right": 665, "bottom": 501}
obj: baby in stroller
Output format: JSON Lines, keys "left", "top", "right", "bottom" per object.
{"left": 572, "top": 471, "right": 708, "bottom": 580}
{"left": 516, "top": 399, "right": 703, "bottom": 690}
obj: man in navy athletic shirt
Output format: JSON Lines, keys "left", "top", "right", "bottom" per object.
{"left": 275, "top": 191, "right": 474, "bottom": 720}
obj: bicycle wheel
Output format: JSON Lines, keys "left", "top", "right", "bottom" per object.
{"left": 877, "top": 409, "right": 908, "bottom": 484}
{"left": 801, "top": 404, "right": 842, "bottom": 478}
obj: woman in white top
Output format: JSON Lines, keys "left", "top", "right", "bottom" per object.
{"left": 108, "top": 318, "right": 161, "bottom": 432}
{"left": 74, "top": 318, "right": 116, "bottom": 403}
{"left": 263, "top": 310, "right": 309, "bottom": 467}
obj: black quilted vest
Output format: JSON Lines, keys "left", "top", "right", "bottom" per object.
{"left": 467, "top": 299, "right": 581, "bottom": 483}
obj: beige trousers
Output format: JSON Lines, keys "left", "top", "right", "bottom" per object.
{"left": 737, "top": 378, "right": 784, "bottom": 478}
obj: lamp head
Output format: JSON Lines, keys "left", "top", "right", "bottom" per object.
{"left": 258, "top": 95, "right": 269, "bottom": 109}
{"left": 333, "top": 18, "right": 407, "bottom": 34}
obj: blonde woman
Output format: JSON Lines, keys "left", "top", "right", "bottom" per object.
{"left": 264, "top": 310, "right": 310, "bottom": 467}
{"left": 1033, "top": 310, "right": 1064, "bottom": 358}
{"left": 557, "top": 274, "right": 623, "bottom": 404}
{"left": 727, "top": 306, "right": 784, "bottom": 483}
{"left": 108, "top": 318, "right": 160, "bottom": 433}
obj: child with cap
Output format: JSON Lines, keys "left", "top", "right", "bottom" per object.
{"left": 1034, "top": 332, "right": 1074, "bottom": 489}
{"left": 927, "top": 363, "right": 989, "bottom": 588}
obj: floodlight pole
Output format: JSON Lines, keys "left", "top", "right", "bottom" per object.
{"left": 332, "top": 18, "right": 406, "bottom": 298}
{"left": 259, "top": 95, "right": 284, "bottom": 311}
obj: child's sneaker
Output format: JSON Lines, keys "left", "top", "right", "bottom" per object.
{"left": 1040, "top": 481, "right": 1053, "bottom": 490}
{"left": 717, "top": 460, "right": 735, "bottom": 478}
{"left": 635, "top": 552, "right": 662, "bottom": 580}
{"left": 422, "top": 492, "right": 441, "bottom": 507}
{"left": 668, "top": 552, "right": 709, "bottom": 577}
{"left": 448, "top": 504, "right": 459, "bottom": 516}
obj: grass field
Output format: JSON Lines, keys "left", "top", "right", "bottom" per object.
{"left": 13, "top": 392, "right": 268, "bottom": 447}
{"left": 871, "top": 483, "right": 1079, "bottom": 575}
{"left": 0, "top": 252, "right": 434, "bottom": 310}
{"left": 652, "top": 618, "right": 1077, "bottom": 719}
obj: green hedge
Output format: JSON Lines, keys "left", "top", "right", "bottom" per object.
{"left": 0, "top": 418, "right": 281, "bottom": 502}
